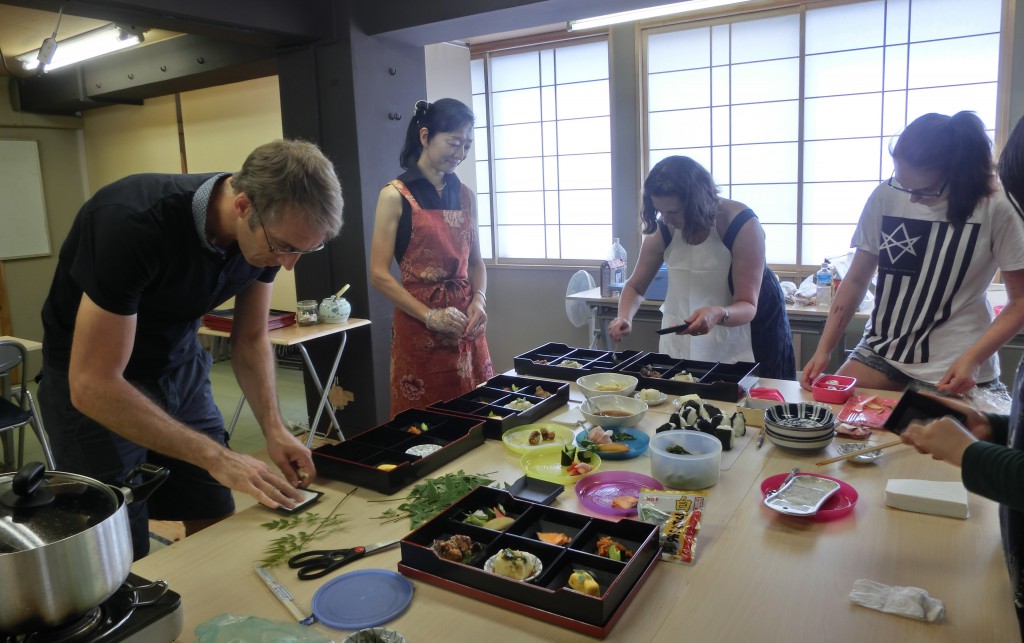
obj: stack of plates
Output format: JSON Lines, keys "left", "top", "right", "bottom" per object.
{"left": 763, "top": 402, "right": 836, "bottom": 452}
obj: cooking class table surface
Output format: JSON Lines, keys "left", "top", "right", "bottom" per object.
{"left": 133, "top": 375, "right": 1018, "bottom": 642}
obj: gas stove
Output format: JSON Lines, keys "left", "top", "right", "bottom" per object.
{"left": 2, "top": 573, "right": 183, "bottom": 642}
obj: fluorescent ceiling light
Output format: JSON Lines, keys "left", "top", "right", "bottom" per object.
{"left": 17, "top": 23, "right": 145, "bottom": 72}
{"left": 568, "top": 0, "right": 756, "bottom": 31}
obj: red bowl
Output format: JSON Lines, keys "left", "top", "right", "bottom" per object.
{"left": 759, "top": 472, "right": 858, "bottom": 521}
{"left": 811, "top": 374, "right": 857, "bottom": 404}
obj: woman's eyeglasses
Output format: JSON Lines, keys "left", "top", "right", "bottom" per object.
{"left": 261, "top": 223, "right": 325, "bottom": 255}
{"left": 886, "top": 173, "right": 948, "bottom": 200}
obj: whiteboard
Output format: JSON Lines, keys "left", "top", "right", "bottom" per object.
{"left": 0, "top": 140, "right": 51, "bottom": 260}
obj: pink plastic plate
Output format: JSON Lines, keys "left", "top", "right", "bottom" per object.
{"left": 575, "top": 471, "right": 664, "bottom": 517}
{"left": 759, "top": 472, "right": 858, "bottom": 521}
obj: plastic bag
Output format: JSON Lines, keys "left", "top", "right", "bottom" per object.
{"left": 194, "top": 614, "right": 335, "bottom": 643}
{"left": 636, "top": 489, "right": 705, "bottom": 564}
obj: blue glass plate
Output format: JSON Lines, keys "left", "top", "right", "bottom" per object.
{"left": 576, "top": 427, "right": 650, "bottom": 460}
{"left": 311, "top": 569, "right": 414, "bottom": 630}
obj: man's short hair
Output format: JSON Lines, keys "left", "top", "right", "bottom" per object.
{"left": 232, "top": 139, "right": 344, "bottom": 239}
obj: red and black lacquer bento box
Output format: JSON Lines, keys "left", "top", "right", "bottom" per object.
{"left": 616, "top": 352, "right": 759, "bottom": 401}
{"left": 398, "top": 486, "right": 660, "bottom": 638}
{"left": 427, "top": 374, "right": 570, "bottom": 440}
{"left": 513, "top": 343, "right": 643, "bottom": 381}
{"left": 312, "top": 409, "right": 485, "bottom": 494}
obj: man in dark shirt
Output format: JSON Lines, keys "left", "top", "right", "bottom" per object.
{"left": 38, "top": 139, "right": 344, "bottom": 558}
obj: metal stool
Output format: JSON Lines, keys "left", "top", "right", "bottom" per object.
{"left": 0, "top": 339, "right": 56, "bottom": 470}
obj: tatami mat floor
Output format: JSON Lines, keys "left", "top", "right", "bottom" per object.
{"left": 13, "top": 356, "right": 310, "bottom": 554}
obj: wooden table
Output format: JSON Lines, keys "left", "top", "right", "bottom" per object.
{"left": 198, "top": 319, "right": 370, "bottom": 445}
{"left": 132, "top": 377, "right": 1018, "bottom": 642}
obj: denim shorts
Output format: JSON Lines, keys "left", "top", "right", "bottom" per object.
{"left": 38, "top": 350, "right": 234, "bottom": 559}
{"left": 849, "top": 342, "right": 1009, "bottom": 398}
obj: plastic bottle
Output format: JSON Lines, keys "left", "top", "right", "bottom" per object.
{"left": 609, "top": 238, "right": 627, "bottom": 286}
{"left": 816, "top": 261, "right": 833, "bottom": 309}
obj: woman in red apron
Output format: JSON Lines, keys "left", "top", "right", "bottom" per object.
{"left": 370, "top": 98, "right": 493, "bottom": 415}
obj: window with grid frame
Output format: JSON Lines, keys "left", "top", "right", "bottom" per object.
{"left": 471, "top": 35, "right": 612, "bottom": 262}
{"left": 643, "top": 0, "right": 1003, "bottom": 267}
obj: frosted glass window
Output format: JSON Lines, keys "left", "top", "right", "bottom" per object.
{"left": 557, "top": 80, "right": 610, "bottom": 119}
{"left": 802, "top": 224, "right": 858, "bottom": 261}
{"left": 883, "top": 45, "right": 908, "bottom": 92}
{"left": 476, "top": 195, "right": 492, "bottom": 227}
{"left": 472, "top": 96, "right": 487, "bottom": 127}
{"left": 882, "top": 91, "right": 908, "bottom": 138}
{"left": 885, "top": 0, "right": 910, "bottom": 45}
{"left": 545, "top": 191, "right": 560, "bottom": 224}
{"left": 471, "top": 59, "right": 485, "bottom": 94}
{"left": 729, "top": 184, "right": 797, "bottom": 224}
{"left": 493, "top": 123, "right": 542, "bottom": 159}
{"left": 561, "top": 225, "right": 612, "bottom": 260}
{"left": 803, "top": 139, "right": 883, "bottom": 182}
{"left": 542, "top": 121, "right": 557, "bottom": 155}
{"left": 497, "top": 225, "right": 545, "bottom": 258}
{"left": 540, "top": 50, "right": 554, "bottom": 86}
{"left": 803, "top": 182, "right": 878, "bottom": 224}
{"left": 494, "top": 158, "right": 542, "bottom": 191}
{"left": 805, "top": 1, "right": 884, "bottom": 54}
{"left": 560, "top": 189, "right": 613, "bottom": 225}
{"left": 555, "top": 42, "right": 609, "bottom": 84}
{"left": 711, "top": 146, "right": 730, "bottom": 185}
{"left": 762, "top": 224, "right": 797, "bottom": 263}
{"left": 544, "top": 156, "right": 558, "bottom": 189}
{"left": 909, "top": 0, "right": 1001, "bottom": 42}
{"left": 732, "top": 143, "right": 799, "bottom": 184}
{"left": 492, "top": 89, "right": 540, "bottom": 125}
{"left": 712, "top": 106, "right": 730, "bottom": 146}
{"left": 731, "top": 101, "right": 798, "bottom": 144}
{"left": 711, "top": 67, "right": 730, "bottom": 106}
{"left": 490, "top": 52, "right": 538, "bottom": 92}
{"left": 474, "top": 128, "right": 489, "bottom": 161}
{"left": 481, "top": 225, "right": 493, "bottom": 256}
{"left": 648, "top": 69, "right": 711, "bottom": 112}
{"left": 558, "top": 117, "right": 611, "bottom": 155}
{"left": 650, "top": 148, "right": 712, "bottom": 172}
{"left": 712, "top": 24, "right": 730, "bottom": 66}
{"left": 731, "top": 59, "right": 799, "bottom": 103}
{"left": 495, "top": 192, "right": 544, "bottom": 224}
{"left": 541, "top": 86, "right": 556, "bottom": 121}
{"left": 804, "top": 94, "right": 883, "bottom": 140}
{"left": 731, "top": 15, "right": 800, "bottom": 64}
{"left": 558, "top": 153, "right": 611, "bottom": 190}
{"left": 804, "top": 49, "right": 883, "bottom": 97}
{"left": 545, "top": 226, "right": 560, "bottom": 258}
{"left": 649, "top": 109, "right": 711, "bottom": 149}
{"left": 647, "top": 28, "right": 710, "bottom": 73}
{"left": 475, "top": 160, "right": 490, "bottom": 193}
{"left": 907, "top": 35, "right": 999, "bottom": 89}
{"left": 905, "top": 84, "right": 998, "bottom": 129}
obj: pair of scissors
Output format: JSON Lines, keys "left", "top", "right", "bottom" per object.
{"left": 288, "top": 540, "right": 400, "bottom": 580}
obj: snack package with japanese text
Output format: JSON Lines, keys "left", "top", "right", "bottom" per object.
{"left": 637, "top": 489, "right": 705, "bottom": 565}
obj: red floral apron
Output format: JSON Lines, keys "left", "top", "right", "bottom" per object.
{"left": 389, "top": 179, "right": 493, "bottom": 415}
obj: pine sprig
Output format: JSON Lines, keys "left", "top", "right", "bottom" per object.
{"left": 369, "top": 470, "right": 495, "bottom": 529}
{"left": 257, "top": 487, "right": 355, "bottom": 567}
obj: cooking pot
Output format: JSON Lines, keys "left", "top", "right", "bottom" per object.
{"left": 0, "top": 461, "right": 168, "bottom": 634}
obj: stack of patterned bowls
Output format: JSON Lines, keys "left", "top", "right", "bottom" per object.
{"left": 763, "top": 402, "right": 836, "bottom": 452}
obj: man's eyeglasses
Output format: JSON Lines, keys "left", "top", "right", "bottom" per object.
{"left": 261, "top": 223, "right": 325, "bottom": 255}
{"left": 886, "top": 173, "right": 948, "bottom": 200}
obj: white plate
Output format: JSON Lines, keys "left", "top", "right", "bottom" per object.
{"left": 835, "top": 442, "right": 883, "bottom": 463}
{"left": 634, "top": 390, "right": 668, "bottom": 406}
{"left": 483, "top": 550, "right": 543, "bottom": 582}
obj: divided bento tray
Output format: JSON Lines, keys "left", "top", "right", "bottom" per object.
{"left": 426, "top": 374, "right": 570, "bottom": 440}
{"left": 513, "top": 343, "right": 643, "bottom": 381}
{"left": 311, "top": 409, "right": 484, "bottom": 494}
{"left": 398, "top": 486, "right": 660, "bottom": 638}
{"left": 617, "top": 352, "right": 759, "bottom": 401}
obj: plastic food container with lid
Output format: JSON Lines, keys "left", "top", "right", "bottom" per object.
{"left": 811, "top": 374, "right": 857, "bottom": 404}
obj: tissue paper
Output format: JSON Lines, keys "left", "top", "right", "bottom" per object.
{"left": 884, "top": 479, "right": 969, "bottom": 519}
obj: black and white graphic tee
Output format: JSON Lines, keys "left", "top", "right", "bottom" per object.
{"left": 851, "top": 183, "right": 1024, "bottom": 384}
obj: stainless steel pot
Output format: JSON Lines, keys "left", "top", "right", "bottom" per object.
{"left": 0, "top": 461, "right": 167, "bottom": 634}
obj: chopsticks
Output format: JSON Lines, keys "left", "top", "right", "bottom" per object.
{"left": 815, "top": 440, "right": 904, "bottom": 466}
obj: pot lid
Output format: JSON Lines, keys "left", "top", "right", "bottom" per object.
{"left": 0, "top": 464, "right": 120, "bottom": 554}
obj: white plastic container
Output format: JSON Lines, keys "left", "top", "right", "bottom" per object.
{"left": 649, "top": 431, "right": 722, "bottom": 490}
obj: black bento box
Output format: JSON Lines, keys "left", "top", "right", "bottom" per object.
{"left": 618, "top": 353, "right": 759, "bottom": 401}
{"left": 311, "top": 409, "right": 484, "bottom": 495}
{"left": 398, "top": 486, "right": 660, "bottom": 638}
{"left": 513, "top": 343, "right": 643, "bottom": 380}
{"left": 426, "top": 374, "right": 570, "bottom": 440}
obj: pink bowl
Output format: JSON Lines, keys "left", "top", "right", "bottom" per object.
{"left": 811, "top": 374, "right": 857, "bottom": 404}
{"left": 759, "top": 472, "right": 858, "bottom": 521}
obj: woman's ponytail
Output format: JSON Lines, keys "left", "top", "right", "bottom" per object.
{"left": 943, "top": 111, "right": 994, "bottom": 226}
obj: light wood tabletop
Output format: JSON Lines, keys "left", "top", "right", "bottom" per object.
{"left": 197, "top": 318, "right": 370, "bottom": 346}
{"left": 132, "top": 377, "right": 1018, "bottom": 642}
